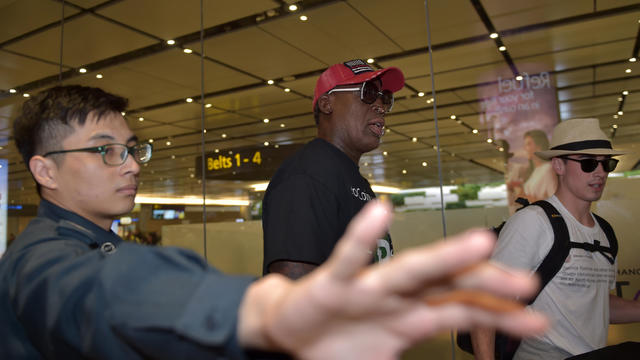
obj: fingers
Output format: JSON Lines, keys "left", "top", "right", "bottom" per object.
{"left": 324, "top": 200, "right": 392, "bottom": 281}
{"left": 362, "top": 229, "right": 498, "bottom": 295}
{"left": 450, "top": 262, "right": 539, "bottom": 300}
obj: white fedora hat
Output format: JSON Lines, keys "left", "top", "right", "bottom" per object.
{"left": 535, "top": 118, "right": 626, "bottom": 160}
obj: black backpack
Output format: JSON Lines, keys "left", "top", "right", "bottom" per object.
{"left": 456, "top": 198, "right": 618, "bottom": 360}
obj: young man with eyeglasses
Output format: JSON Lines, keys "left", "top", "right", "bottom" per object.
{"left": 472, "top": 118, "right": 640, "bottom": 360}
{"left": 262, "top": 59, "right": 403, "bottom": 279}
{"left": 0, "top": 85, "right": 551, "bottom": 358}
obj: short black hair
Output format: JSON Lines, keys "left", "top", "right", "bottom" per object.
{"left": 13, "top": 85, "right": 128, "bottom": 193}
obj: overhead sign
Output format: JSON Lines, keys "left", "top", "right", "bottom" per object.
{"left": 196, "top": 144, "right": 302, "bottom": 180}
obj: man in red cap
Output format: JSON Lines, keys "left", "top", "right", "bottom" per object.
{"left": 262, "top": 59, "right": 404, "bottom": 278}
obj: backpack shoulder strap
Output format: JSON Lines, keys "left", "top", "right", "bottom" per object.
{"left": 528, "top": 200, "right": 570, "bottom": 305}
{"left": 593, "top": 213, "right": 618, "bottom": 261}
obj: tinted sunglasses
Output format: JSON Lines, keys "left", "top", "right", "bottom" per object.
{"left": 327, "top": 81, "right": 394, "bottom": 112}
{"left": 562, "top": 157, "right": 618, "bottom": 173}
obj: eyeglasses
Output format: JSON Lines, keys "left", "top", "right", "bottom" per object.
{"left": 43, "top": 143, "right": 153, "bottom": 166}
{"left": 562, "top": 157, "right": 618, "bottom": 173}
{"left": 327, "top": 81, "right": 394, "bottom": 112}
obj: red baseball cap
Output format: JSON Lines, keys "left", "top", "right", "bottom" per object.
{"left": 312, "top": 59, "right": 405, "bottom": 110}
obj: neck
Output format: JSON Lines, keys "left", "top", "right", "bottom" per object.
{"left": 43, "top": 193, "right": 113, "bottom": 230}
{"left": 317, "top": 133, "right": 362, "bottom": 165}
{"left": 554, "top": 187, "right": 594, "bottom": 226}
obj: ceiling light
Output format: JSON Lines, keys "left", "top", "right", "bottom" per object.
{"left": 96, "top": 74, "right": 103, "bottom": 79}
{"left": 432, "top": 145, "right": 438, "bottom": 150}
{"left": 487, "top": 138, "right": 493, "bottom": 143}
{"left": 450, "top": 115, "right": 456, "bottom": 120}
{"left": 366, "top": 58, "right": 375, "bottom": 64}
{"left": 205, "top": 103, "right": 212, "bottom": 108}
{"left": 221, "top": 133, "right": 227, "bottom": 138}
{"left": 79, "top": 68, "right": 87, "bottom": 73}
{"left": 280, "top": 123, "right": 285, "bottom": 127}
{"left": 417, "top": 92, "right": 425, "bottom": 97}
{"left": 489, "top": 32, "right": 498, "bottom": 39}
{"left": 625, "top": 68, "right": 632, "bottom": 73}
{"left": 613, "top": 124, "right": 619, "bottom": 129}
{"left": 183, "top": 48, "right": 193, "bottom": 54}
{"left": 412, "top": 137, "right": 418, "bottom": 142}
{"left": 383, "top": 151, "right": 388, "bottom": 156}
{"left": 138, "top": 117, "right": 144, "bottom": 122}
{"left": 148, "top": 139, "right": 154, "bottom": 143}
{"left": 274, "top": 144, "right": 279, "bottom": 148}
{"left": 622, "top": 90, "right": 629, "bottom": 95}
{"left": 499, "top": 46, "right": 506, "bottom": 52}
{"left": 284, "top": 88, "right": 291, "bottom": 92}
{"left": 190, "top": 174, "right": 195, "bottom": 178}
{"left": 499, "top": 147, "right": 504, "bottom": 152}
{"left": 23, "top": 93, "right": 29, "bottom": 98}
{"left": 386, "top": 128, "right": 390, "bottom": 133}
{"left": 263, "top": 118, "right": 269, "bottom": 123}
{"left": 186, "top": 98, "right": 193, "bottom": 103}
{"left": 166, "top": 140, "right": 172, "bottom": 146}
{"left": 630, "top": 57, "right": 637, "bottom": 62}
{"left": 456, "top": 119, "right": 462, "bottom": 124}
{"left": 422, "top": 161, "right": 428, "bottom": 167}
{"left": 472, "top": 129, "right": 479, "bottom": 134}
{"left": 214, "top": 149, "right": 219, "bottom": 153}
{"left": 618, "top": 111, "right": 624, "bottom": 115}
{"left": 288, "top": 4, "right": 298, "bottom": 11}
{"left": 299, "top": 15, "right": 308, "bottom": 21}
{"left": 267, "top": 79, "right": 274, "bottom": 85}
{"left": 426, "top": 98, "right": 434, "bottom": 103}
{"left": 364, "top": 162, "right": 368, "bottom": 166}
{"left": 9, "top": 89, "right": 16, "bottom": 93}
{"left": 515, "top": 75, "right": 523, "bottom": 81}
{"left": 613, "top": 114, "right": 619, "bottom": 119}
{"left": 618, "top": 97, "right": 623, "bottom": 101}
{"left": 166, "top": 39, "right": 175, "bottom": 45}
{"left": 402, "top": 169, "right": 407, "bottom": 174}
{"left": 121, "top": 112, "right": 126, "bottom": 116}
{"left": 171, "top": 155, "right": 176, "bottom": 159}
{"left": 264, "top": 141, "right": 269, "bottom": 146}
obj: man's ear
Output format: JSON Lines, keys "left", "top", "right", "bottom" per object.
{"left": 317, "top": 94, "right": 333, "bottom": 115}
{"left": 29, "top": 155, "right": 59, "bottom": 190}
{"left": 551, "top": 157, "right": 565, "bottom": 176}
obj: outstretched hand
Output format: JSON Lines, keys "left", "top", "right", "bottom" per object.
{"left": 239, "top": 200, "right": 548, "bottom": 360}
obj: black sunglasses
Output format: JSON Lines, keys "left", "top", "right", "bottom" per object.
{"left": 562, "top": 157, "right": 618, "bottom": 173}
{"left": 327, "top": 81, "right": 394, "bottom": 112}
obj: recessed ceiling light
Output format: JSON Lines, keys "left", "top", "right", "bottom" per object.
{"left": 450, "top": 115, "right": 456, "bottom": 119}
{"left": 205, "top": 103, "right": 212, "bottom": 108}
{"left": 288, "top": 4, "right": 298, "bottom": 11}
{"left": 264, "top": 141, "right": 270, "bottom": 146}
{"left": 412, "top": 137, "right": 418, "bottom": 142}
{"left": 166, "top": 39, "right": 175, "bottom": 45}
{"left": 300, "top": 15, "right": 308, "bottom": 21}
{"left": 148, "top": 139, "right": 154, "bottom": 143}
{"left": 622, "top": 90, "right": 629, "bottom": 95}
{"left": 23, "top": 93, "right": 29, "bottom": 98}
{"left": 422, "top": 161, "right": 427, "bottom": 167}
{"left": 385, "top": 128, "right": 390, "bottom": 133}
{"left": 417, "top": 92, "right": 425, "bottom": 97}
{"left": 472, "top": 129, "right": 479, "bottom": 134}
{"left": 96, "top": 74, "right": 103, "bottom": 79}
{"left": 618, "top": 111, "right": 624, "bottom": 115}
{"left": 186, "top": 98, "right": 193, "bottom": 103}
{"left": 499, "top": 46, "right": 506, "bottom": 52}
{"left": 613, "top": 114, "right": 619, "bottom": 119}
{"left": 203, "top": 129, "right": 207, "bottom": 133}
{"left": 364, "top": 162, "right": 368, "bottom": 166}
{"left": 138, "top": 117, "right": 144, "bottom": 122}
{"left": 432, "top": 145, "right": 438, "bottom": 150}
{"left": 214, "top": 149, "right": 219, "bottom": 153}
{"left": 489, "top": 32, "right": 498, "bottom": 39}
{"left": 263, "top": 118, "right": 269, "bottom": 123}
{"left": 171, "top": 155, "right": 176, "bottom": 159}
{"left": 515, "top": 75, "right": 523, "bottom": 81}
{"left": 618, "top": 97, "right": 623, "bottom": 101}
{"left": 402, "top": 169, "right": 407, "bottom": 174}
{"left": 166, "top": 140, "right": 172, "bottom": 146}
{"left": 267, "top": 79, "right": 274, "bottom": 85}
{"left": 613, "top": 124, "right": 619, "bottom": 129}
{"left": 367, "top": 58, "right": 375, "bottom": 64}
{"left": 280, "top": 123, "right": 285, "bottom": 128}
{"left": 9, "top": 89, "right": 16, "bottom": 93}
{"left": 498, "top": 147, "right": 504, "bottom": 152}
{"left": 79, "top": 68, "right": 87, "bottom": 73}
{"left": 284, "top": 88, "right": 291, "bottom": 92}
{"left": 121, "top": 112, "right": 126, "bottom": 116}
{"left": 630, "top": 57, "right": 637, "bottom": 62}
{"left": 274, "top": 144, "right": 279, "bottom": 148}
{"left": 221, "top": 133, "right": 227, "bottom": 138}
{"left": 183, "top": 48, "right": 193, "bottom": 54}
{"left": 625, "top": 68, "right": 632, "bottom": 73}
{"left": 487, "top": 138, "right": 493, "bottom": 143}
{"left": 383, "top": 151, "right": 388, "bottom": 156}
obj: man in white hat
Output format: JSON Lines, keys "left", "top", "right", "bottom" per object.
{"left": 472, "top": 118, "right": 640, "bottom": 359}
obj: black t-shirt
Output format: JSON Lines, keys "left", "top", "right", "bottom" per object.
{"left": 262, "top": 138, "right": 393, "bottom": 275}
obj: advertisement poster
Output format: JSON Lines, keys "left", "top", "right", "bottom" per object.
{"left": 479, "top": 69, "right": 560, "bottom": 213}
